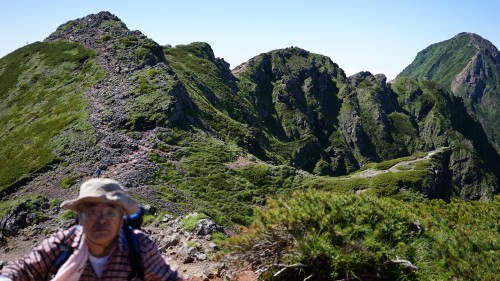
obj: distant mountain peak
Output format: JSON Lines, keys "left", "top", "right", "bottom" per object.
{"left": 398, "top": 32, "right": 500, "bottom": 153}
{"left": 453, "top": 32, "right": 499, "bottom": 56}
{"left": 44, "top": 11, "right": 166, "bottom": 75}
{"left": 44, "top": 11, "right": 134, "bottom": 45}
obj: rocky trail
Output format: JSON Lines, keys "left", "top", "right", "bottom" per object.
{"left": 353, "top": 148, "right": 445, "bottom": 179}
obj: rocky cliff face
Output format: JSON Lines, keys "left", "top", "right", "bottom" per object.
{"left": 231, "top": 48, "right": 499, "bottom": 198}
{"left": 399, "top": 32, "right": 500, "bottom": 154}
{"left": 233, "top": 48, "right": 348, "bottom": 172}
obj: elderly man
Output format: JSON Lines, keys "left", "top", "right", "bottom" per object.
{"left": 0, "top": 178, "right": 182, "bottom": 281}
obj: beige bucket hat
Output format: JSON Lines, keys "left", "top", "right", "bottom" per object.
{"left": 61, "top": 178, "right": 139, "bottom": 215}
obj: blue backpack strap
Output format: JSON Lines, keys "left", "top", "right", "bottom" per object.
{"left": 54, "top": 226, "right": 80, "bottom": 269}
{"left": 123, "top": 225, "right": 144, "bottom": 280}
{"left": 125, "top": 205, "right": 144, "bottom": 230}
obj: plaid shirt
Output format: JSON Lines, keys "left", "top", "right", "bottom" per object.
{"left": 0, "top": 226, "right": 182, "bottom": 281}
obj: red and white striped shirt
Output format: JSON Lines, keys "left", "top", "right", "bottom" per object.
{"left": 0, "top": 226, "right": 182, "bottom": 281}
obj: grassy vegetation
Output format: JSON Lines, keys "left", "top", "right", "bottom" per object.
{"left": 302, "top": 176, "right": 370, "bottom": 193}
{"left": 163, "top": 43, "right": 259, "bottom": 149}
{"left": 180, "top": 213, "right": 208, "bottom": 232}
{"left": 148, "top": 123, "right": 443, "bottom": 227}
{"left": 357, "top": 151, "right": 427, "bottom": 172}
{"left": 370, "top": 170, "right": 428, "bottom": 201}
{"left": 0, "top": 41, "right": 105, "bottom": 192}
{"left": 225, "top": 190, "right": 500, "bottom": 280}
{"left": 59, "top": 209, "right": 77, "bottom": 222}
{"left": 398, "top": 34, "right": 476, "bottom": 90}
{"left": 0, "top": 195, "right": 52, "bottom": 227}
{"left": 61, "top": 175, "right": 78, "bottom": 189}
{"left": 148, "top": 127, "right": 309, "bottom": 226}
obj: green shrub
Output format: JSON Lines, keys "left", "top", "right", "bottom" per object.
{"left": 372, "top": 155, "right": 416, "bottom": 170}
{"left": 225, "top": 191, "right": 500, "bottom": 280}
{"left": 61, "top": 175, "right": 77, "bottom": 189}
{"left": 371, "top": 170, "right": 427, "bottom": 198}
{"left": 141, "top": 209, "right": 172, "bottom": 226}
{"left": 48, "top": 198, "right": 62, "bottom": 209}
{"left": 240, "top": 164, "right": 271, "bottom": 187}
{"left": 180, "top": 213, "right": 208, "bottom": 232}
{"left": 302, "top": 176, "right": 370, "bottom": 193}
{"left": 211, "top": 232, "right": 227, "bottom": 246}
{"left": 60, "top": 210, "right": 76, "bottom": 222}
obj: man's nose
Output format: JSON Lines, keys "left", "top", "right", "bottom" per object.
{"left": 95, "top": 212, "right": 108, "bottom": 221}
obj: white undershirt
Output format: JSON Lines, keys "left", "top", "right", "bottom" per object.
{"left": 88, "top": 254, "right": 111, "bottom": 278}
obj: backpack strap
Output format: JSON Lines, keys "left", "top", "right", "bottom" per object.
{"left": 54, "top": 225, "right": 80, "bottom": 269}
{"left": 123, "top": 225, "right": 144, "bottom": 280}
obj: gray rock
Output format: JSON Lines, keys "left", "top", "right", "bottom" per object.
{"left": 194, "top": 219, "right": 224, "bottom": 236}
{"left": 187, "top": 246, "right": 198, "bottom": 256}
{"left": 209, "top": 242, "right": 218, "bottom": 251}
{"left": 203, "top": 263, "right": 226, "bottom": 278}
{"left": 196, "top": 253, "right": 207, "bottom": 261}
{"left": 162, "top": 234, "right": 181, "bottom": 247}
{"left": 162, "top": 214, "right": 173, "bottom": 223}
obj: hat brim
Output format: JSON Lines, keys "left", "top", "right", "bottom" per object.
{"left": 61, "top": 193, "right": 139, "bottom": 216}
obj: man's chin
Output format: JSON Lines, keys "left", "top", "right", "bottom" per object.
{"left": 91, "top": 230, "right": 113, "bottom": 240}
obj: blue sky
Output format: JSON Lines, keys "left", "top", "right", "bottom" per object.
{"left": 1, "top": 0, "right": 499, "bottom": 80}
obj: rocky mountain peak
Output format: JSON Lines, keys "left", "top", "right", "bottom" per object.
{"left": 181, "top": 42, "right": 217, "bottom": 61}
{"left": 38, "top": 12, "right": 191, "bottom": 212}
{"left": 271, "top": 46, "right": 311, "bottom": 59}
{"left": 454, "top": 33, "right": 499, "bottom": 61}
{"left": 45, "top": 11, "right": 130, "bottom": 44}
{"left": 46, "top": 11, "right": 169, "bottom": 77}
{"left": 398, "top": 31, "right": 500, "bottom": 156}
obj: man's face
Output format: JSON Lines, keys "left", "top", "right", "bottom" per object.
{"left": 78, "top": 202, "right": 123, "bottom": 247}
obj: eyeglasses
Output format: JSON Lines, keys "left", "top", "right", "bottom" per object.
{"left": 79, "top": 206, "right": 123, "bottom": 220}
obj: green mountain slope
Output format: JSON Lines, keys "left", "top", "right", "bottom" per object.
{"left": 0, "top": 12, "right": 498, "bottom": 224}
{"left": 391, "top": 78, "right": 499, "bottom": 199}
{"left": 0, "top": 41, "right": 105, "bottom": 193}
{"left": 1, "top": 12, "right": 499, "bottom": 279}
{"left": 234, "top": 48, "right": 348, "bottom": 173}
{"left": 398, "top": 32, "right": 500, "bottom": 154}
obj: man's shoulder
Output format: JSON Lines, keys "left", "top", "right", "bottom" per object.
{"left": 131, "top": 229, "right": 154, "bottom": 244}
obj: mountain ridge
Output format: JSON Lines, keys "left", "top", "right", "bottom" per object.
{"left": 398, "top": 32, "right": 500, "bottom": 154}
{"left": 1, "top": 11, "right": 500, "bottom": 280}
{"left": 1, "top": 11, "right": 498, "bottom": 204}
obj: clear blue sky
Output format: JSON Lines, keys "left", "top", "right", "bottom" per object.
{"left": 1, "top": 0, "right": 499, "bottom": 80}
